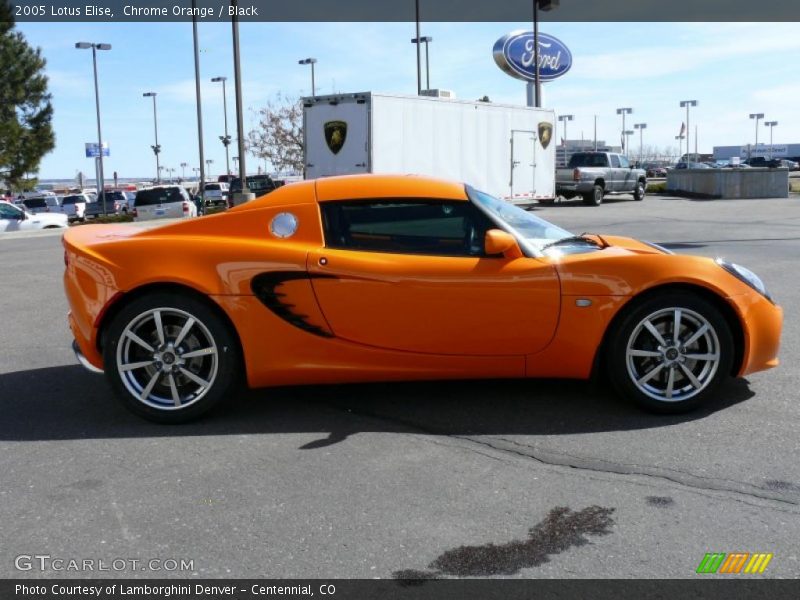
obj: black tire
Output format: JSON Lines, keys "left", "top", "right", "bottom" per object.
{"left": 633, "top": 180, "right": 646, "bottom": 201}
{"left": 102, "top": 292, "right": 241, "bottom": 423}
{"left": 583, "top": 184, "right": 604, "bottom": 206}
{"left": 606, "top": 292, "right": 734, "bottom": 414}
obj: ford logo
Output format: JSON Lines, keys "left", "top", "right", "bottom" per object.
{"left": 493, "top": 30, "right": 572, "bottom": 82}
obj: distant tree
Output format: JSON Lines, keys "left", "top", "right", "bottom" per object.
{"left": 0, "top": 2, "right": 55, "bottom": 189}
{"left": 246, "top": 93, "right": 303, "bottom": 174}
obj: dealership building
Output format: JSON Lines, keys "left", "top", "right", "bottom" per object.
{"left": 713, "top": 143, "right": 800, "bottom": 162}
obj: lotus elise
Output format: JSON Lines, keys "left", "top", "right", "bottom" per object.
{"left": 63, "top": 175, "right": 782, "bottom": 423}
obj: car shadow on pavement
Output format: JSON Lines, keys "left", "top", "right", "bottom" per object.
{"left": 0, "top": 364, "right": 754, "bottom": 443}
{"left": 538, "top": 196, "right": 637, "bottom": 208}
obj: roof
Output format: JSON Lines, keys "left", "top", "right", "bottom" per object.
{"left": 315, "top": 174, "right": 468, "bottom": 202}
{"left": 232, "top": 174, "right": 469, "bottom": 213}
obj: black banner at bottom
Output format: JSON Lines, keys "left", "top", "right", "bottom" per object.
{"left": 2, "top": 579, "right": 800, "bottom": 600}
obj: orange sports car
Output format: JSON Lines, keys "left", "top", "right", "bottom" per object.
{"left": 63, "top": 175, "right": 782, "bottom": 423}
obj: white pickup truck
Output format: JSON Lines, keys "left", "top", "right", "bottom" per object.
{"left": 556, "top": 152, "right": 647, "bottom": 206}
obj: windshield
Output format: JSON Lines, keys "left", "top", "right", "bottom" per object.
{"left": 468, "top": 187, "right": 572, "bottom": 255}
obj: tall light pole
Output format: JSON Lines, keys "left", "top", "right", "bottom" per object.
{"left": 231, "top": 0, "right": 252, "bottom": 204}
{"left": 414, "top": 0, "right": 421, "bottom": 95}
{"left": 749, "top": 113, "right": 764, "bottom": 159}
{"left": 411, "top": 36, "right": 433, "bottom": 91}
{"left": 142, "top": 92, "right": 160, "bottom": 183}
{"left": 616, "top": 107, "right": 633, "bottom": 156}
{"left": 205, "top": 159, "right": 213, "bottom": 179}
{"left": 680, "top": 100, "right": 697, "bottom": 161}
{"left": 558, "top": 114, "right": 573, "bottom": 165}
{"left": 180, "top": 162, "right": 188, "bottom": 181}
{"left": 211, "top": 76, "right": 232, "bottom": 176}
{"left": 532, "top": 0, "right": 559, "bottom": 108}
{"left": 765, "top": 120, "right": 778, "bottom": 159}
{"left": 192, "top": 0, "right": 206, "bottom": 212}
{"left": 75, "top": 42, "right": 111, "bottom": 215}
{"left": 634, "top": 123, "right": 647, "bottom": 166}
{"left": 298, "top": 58, "right": 318, "bottom": 98}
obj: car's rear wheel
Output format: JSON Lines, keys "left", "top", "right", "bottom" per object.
{"left": 633, "top": 180, "right": 646, "bottom": 201}
{"left": 583, "top": 184, "right": 604, "bottom": 206}
{"left": 103, "top": 292, "right": 240, "bottom": 423}
{"left": 607, "top": 292, "right": 733, "bottom": 413}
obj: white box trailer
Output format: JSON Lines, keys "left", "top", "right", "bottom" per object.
{"left": 302, "top": 92, "right": 556, "bottom": 203}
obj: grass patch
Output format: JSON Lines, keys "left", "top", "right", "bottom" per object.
{"left": 790, "top": 180, "right": 800, "bottom": 193}
{"left": 647, "top": 182, "right": 667, "bottom": 193}
{"left": 203, "top": 205, "right": 228, "bottom": 215}
{"left": 75, "top": 214, "right": 134, "bottom": 225}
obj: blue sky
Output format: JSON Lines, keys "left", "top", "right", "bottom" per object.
{"left": 15, "top": 21, "right": 800, "bottom": 179}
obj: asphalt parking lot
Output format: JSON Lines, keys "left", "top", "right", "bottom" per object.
{"left": 1, "top": 194, "right": 798, "bottom": 579}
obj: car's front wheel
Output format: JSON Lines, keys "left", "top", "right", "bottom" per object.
{"left": 607, "top": 292, "right": 734, "bottom": 413}
{"left": 633, "top": 180, "right": 646, "bottom": 201}
{"left": 103, "top": 292, "right": 241, "bottom": 423}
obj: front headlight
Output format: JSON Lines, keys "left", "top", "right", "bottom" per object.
{"left": 716, "top": 258, "right": 773, "bottom": 303}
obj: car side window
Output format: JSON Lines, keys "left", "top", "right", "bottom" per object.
{"left": 618, "top": 155, "right": 630, "bottom": 168}
{"left": 610, "top": 155, "right": 621, "bottom": 168}
{"left": 0, "top": 203, "right": 22, "bottom": 219}
{"left": 321, "top": 200, "right": 494, "bottom": 257}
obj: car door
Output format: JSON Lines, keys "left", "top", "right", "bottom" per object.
{"left": 608, "top": 154, "right": 622, "bottom": 191}
{"left": 617, "top": 154, "right": 635, "bottom": 191}
{"left": 0, "top": 203, "right": 21, "bottom": 231}
{"left": 307, "top": 198, "right": 561, "bottom": 357}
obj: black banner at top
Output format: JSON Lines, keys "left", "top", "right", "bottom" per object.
{"left": 6, "top": 0, "right": 800, "bottom": 22}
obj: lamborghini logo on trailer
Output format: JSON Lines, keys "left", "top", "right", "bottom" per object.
{"left": 538, "top": 122, "right": 553, "bottom": 149}
{"left": 324, "top": 121, "right": 348, "bottom": 155}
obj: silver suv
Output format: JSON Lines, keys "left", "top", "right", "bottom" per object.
{"left": 133, "top": 186, "right": 198, "bottom": 221}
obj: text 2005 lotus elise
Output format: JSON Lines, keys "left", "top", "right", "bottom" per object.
{"left": 64, "top": 175, "right": 782, "bottom": 423}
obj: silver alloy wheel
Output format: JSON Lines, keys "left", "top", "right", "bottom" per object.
{"left": 625, "top": 307, "right": 721, "bottom": 402}
{"left": 115, "top": 307, "right": 219, "bottom": 410}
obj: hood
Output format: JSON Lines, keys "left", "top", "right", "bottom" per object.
{"left": 594, "top": 235, "right": 672, "bottom": 255}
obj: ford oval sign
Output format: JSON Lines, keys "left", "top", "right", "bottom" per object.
{"left": 493, "top": 30, "right": 572, "bottom": 82}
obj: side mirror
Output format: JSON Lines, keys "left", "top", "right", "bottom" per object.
{"left": 484, "top": 229, "right": 523, "bottom": 259}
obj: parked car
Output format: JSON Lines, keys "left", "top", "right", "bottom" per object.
{"left": 555, "top": 152, "right": 647, "bottom": 206}
{"left": 84, "top": 198, "right": 117, "bottom": 219}
{"left": 63, "top": 174, "right": 782, "bottom": 423}
{"left": 673, "top": 162, "right": 712, "bottom": 170}
{"left": 133, "top": 185, "right": 198, "bottom": 221}
{"left": 203, "top": 182, "right": 229, "bottom": 208}
{"left": 20, "top": 196, "right": 60, "bottom": 214}
{"left": 228, "top": 175, "right": 280, "bottom": 207}
{"left": 645, "top": 165, "right": 668, "bottom": 178}
{"left": 61, "top": 193, "right": 91, "bottom": 222}
{"left": 744, "top": 157, "right": 783, "bottom": 168}
{"left": 16, "top": 189, "right": 56, "bottom": 200}
{"left": 778, "top": 159, "right": 799, "bottom": 170}
{"left": 0, "top": 201, "right": 68, "bottom": 232}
